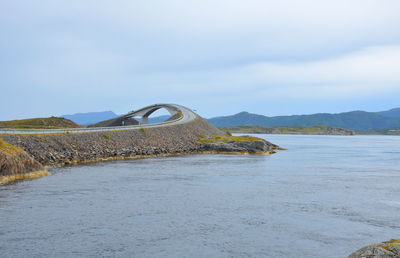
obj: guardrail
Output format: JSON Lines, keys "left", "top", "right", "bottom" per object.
{"left": 0, "top": 113, "right": 184, "bottom": 135}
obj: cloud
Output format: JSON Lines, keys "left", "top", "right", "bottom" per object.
{"left": 242, "top": 45, "right": 400, "bottom": 97}
{"left": 2, "top": 1, "right": 400, "bottom": 62}
{"left": 0, "top": 0, "right": 400, "bottom": 119}
{"left": 128, "top": 45, "right": 400, "bottom": 98}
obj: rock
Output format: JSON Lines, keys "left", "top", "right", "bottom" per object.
{"left": 198, "top": 135, "right": 281, "bottom": 154}
{"left": 348, "top": 239, "right": 400, "bottom": 258}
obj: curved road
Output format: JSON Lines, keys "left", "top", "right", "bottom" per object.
{"left": 0, "top": 104, "right": 198, "bottom": 135}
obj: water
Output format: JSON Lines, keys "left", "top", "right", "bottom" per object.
{"left": 1, "top": 135, "right": 399, "bottom": 257}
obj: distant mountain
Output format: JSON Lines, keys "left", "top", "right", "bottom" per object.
{"left": 62, "top": 111, "right": 118, "bottom": 126}
{"left": 208, "top": 109, "right": 400, "bottom": 130}
{"left": 376, "top": 108, "right": 400, "bottom": 118}
{"left": 147, "top": 115, "right": 171, "bottom": 124}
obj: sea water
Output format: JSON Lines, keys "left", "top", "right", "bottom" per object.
{"left": 0, "top": 135, "right": 399, "bottom": 257}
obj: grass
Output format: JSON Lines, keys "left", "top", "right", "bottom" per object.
{"left": 381, "top": 239, "right": 400, "bottom": 251}
{"left": 103, "top": 134, "right": 110, "bottom": 139}
{"left": 0, "top": 116, "right": 82, "bottom": 129}
{"left": 198, "top": 135, "right": 264, "bottom": 144}
{"left": 0, "top": 138, "right": 50, "bottom": 184}
{"left": 0, "top": 138, "right": 24, "bottom": 156}
{"left": 140, "top": 128, "right": 146, "bottom": 132}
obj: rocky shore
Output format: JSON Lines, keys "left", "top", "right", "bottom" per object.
{"left": 348, "top": 239, "right": 400, "bottom": 257}
{"left": 0, "top": 138, "right": 49, "bottom": 184}
{"left": 198, "top": 135, "right": 283, "bottom": 154}
{"left": 1, "top": 117, "right": 281, "bottom": 184}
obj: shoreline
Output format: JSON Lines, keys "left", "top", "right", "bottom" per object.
{"left": 42, "top": 149, "right": 280, "bottom": 169}
{"left": 0, "top": 150, "right": 279, "bottom": 185}
{"left": 1, "top": 117, "right": 281, "bottom": 185}
{"left": 0, "top": 170, "right": 50, "bottom": 185}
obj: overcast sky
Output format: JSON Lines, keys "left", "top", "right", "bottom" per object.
{"left": 1, "top": 0, "right": 400, "bottom": 120}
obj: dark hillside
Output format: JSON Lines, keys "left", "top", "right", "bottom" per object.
{"left": 376, "top": 108, "right": 400, "bottom": 118}
{"left": 208, "top": 110, "right": 400, "bottom": 130}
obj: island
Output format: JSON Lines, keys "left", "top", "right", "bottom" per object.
{"left": 221, "top": 125, "right": 355, "bottom": 135}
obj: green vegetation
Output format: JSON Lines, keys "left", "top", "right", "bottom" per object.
{"left": 140, "top": 128, "right": 146, "bottom": 133}
{"left": 221, "top": 125, "right": 355, "bottom": 135}
{"left": 198, "top": 135, "right": 264, "bottom": 144}
{"left": 0, "top": 117, "right": 82, "bottom": 129}
{"left": 226, "top": 130, "right": 232, "bottom": 136}
{"left": 103, "top": 134, "right": 110, "bottom": 139}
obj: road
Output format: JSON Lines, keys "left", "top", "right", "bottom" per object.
{"left": 0, "top": 104, "right": 198, "bottom": 135}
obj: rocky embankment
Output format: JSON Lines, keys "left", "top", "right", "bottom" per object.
{"left": 1, "top": 117, "right": 223, "bottom": 166}
{"left": 348, "top": 239, "right": 400, "bottom": 257}
{"left": 0, "top": 138, "right": 49, "bottom": 184}
{"left": 0, "top": 117, "right": 282, "bottom": 184}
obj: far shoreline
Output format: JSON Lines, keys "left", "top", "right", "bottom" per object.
{"left": 221, "top": 125, "right": 400, "bottom": 136}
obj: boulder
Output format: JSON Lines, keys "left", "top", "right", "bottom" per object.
{"left": 348, "top": 239, "right": 400, "bottom": 258}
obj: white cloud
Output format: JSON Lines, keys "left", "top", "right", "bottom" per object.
{"left": 124, "top": 45, "right": 400, "bottom": 100}
{"left": 1, "top": 0, "right": 400, "bottom": 119}
{"left": 243, "top": 45, "right": 400, "bottom": 96}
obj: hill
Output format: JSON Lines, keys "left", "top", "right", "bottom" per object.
{"left": 376, "top": 108, "right": 400, "bottom": 118}
{"left": 222, "top": 125, "right": 355, "bottom": 135}
{"left": 62, "top": 111, "right": 118, "bottom": 126}
{"left": 0, "top": 117, "right": 82, "bottom": 129}
{"left": 208, "top": 108, "right": 400, "bottom": 130}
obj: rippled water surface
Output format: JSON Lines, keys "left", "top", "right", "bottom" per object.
{"left": 1, "top": 135, "right": 399, "bottom": 257}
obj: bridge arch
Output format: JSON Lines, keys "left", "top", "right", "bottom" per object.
{"left": 123, "top": 104, "right": 182, "bottom": 125}
{"left": 86, "top": 104, "right": 187, "bottom": 127}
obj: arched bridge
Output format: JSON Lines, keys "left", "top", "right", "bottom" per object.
{"left": 102, "top": 104, "right": 190, "bottom": 127}
{"left": 125, "top": 104, "right": 183, "bottom": 124}
{"left": 0, "top": 104, "right": 198, "bottom": 134}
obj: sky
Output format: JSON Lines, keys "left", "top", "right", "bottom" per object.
{"left": 1, "top": 0, "right": 400, "bottom": 120}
